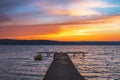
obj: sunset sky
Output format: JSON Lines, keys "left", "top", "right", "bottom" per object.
{"left": 0, "top": 0, "right": 120, "bottom": 41}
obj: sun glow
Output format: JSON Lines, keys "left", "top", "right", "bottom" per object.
{"left": 1, "top": 14, "right": 120, "bottom": 41}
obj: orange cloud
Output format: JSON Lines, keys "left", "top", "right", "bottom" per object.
{"left": 8, "top": 14, "right": 120, "bottom": 41}
{"left": 0, "top": 25, "right": 61, "bottom": 39}
{"left": 0, "top": 14, "right": 120, "bottom": 41}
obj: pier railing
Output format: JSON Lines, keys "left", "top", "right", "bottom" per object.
{"left": 35, "top": 51, "right": 88, "bottom": 57}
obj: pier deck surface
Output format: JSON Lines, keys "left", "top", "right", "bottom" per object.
{"left": 43, "top": 53, "right": 85, "bottom": 80}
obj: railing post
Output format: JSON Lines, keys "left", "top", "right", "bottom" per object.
{"left": 47, "top": 52, "right": 49, "bottom": 57}
{"left": 83, "top": 52, "right": 85, "bottom": 57}
{"left": 49, "top": 53, "right": 50, "bottom": 57}
{"left": 73, "top": 52, "right": 75, "bottom": 57}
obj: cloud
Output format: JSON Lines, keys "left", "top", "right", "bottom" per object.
{"left": 0, "top": 13, "right": 11, "bottom": 22}
{"left": 40, "top": 0, "right": 120, "bottom": 17}
{"left": 1, "top": 14, "right": 119, "bottom": 41}
{"left": 70, "top": 0, "right": 120, "bottom": 8}
{"left": 0, "top": 0, "right": 120, "bottom": 41}
{"left": 34, "top": 0, "right": 102, "bottom": 16}
{"left": 0, "top": 24, "right": 61, "bottom": 39}
{"left": 45, "top": 8, "right": 101, "bottom": 16}
{"left": 0, "top": 12, "right": 12, "bottom": 26}
{"left": 0, "top": 0, "right": 120, "bottom": 24}
{"left": 0, "top": 0, "right": 34, "bottom": 11}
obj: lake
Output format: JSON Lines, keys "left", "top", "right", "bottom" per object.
{"left": 0, "top": 45, "right": 120, "bottom": 80}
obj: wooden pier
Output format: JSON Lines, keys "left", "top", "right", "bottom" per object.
{"left": 43, "top": 53, "right": 85, "bottom": 80}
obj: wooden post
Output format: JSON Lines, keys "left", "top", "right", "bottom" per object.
{"left": 83, "top": 52, "right": 85, "bottom": 57}
{"left": 53, "top": 53, "right": 56, "bottom": 60}
{"left": 73, "top": 52, "right": 75, "bottom": 57}
{"left": 47, "top": 53, "right": 49, "bottom": 57}
{"left": 49, "top": 53, "right": 50, "bottom": 57}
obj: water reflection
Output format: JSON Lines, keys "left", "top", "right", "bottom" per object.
{"left": 0, "top": 46, "right": 53, "bottom": 80}
{"left": 69, "top": 46, "right": 120, "bottom": 80}
{"left": 0, "top": 45, "right": 120, "bottom": 80}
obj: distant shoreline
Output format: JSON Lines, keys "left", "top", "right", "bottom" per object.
{"left": 0, "top": 39, "right": 120, "bottom": 45}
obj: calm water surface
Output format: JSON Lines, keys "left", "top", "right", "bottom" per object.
{"left": 0, "top": 45, "right": 120, "bottom": 80}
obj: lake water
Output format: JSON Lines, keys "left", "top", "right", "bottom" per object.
{"left": 0, "top": 45, "right": 120, "bottom": 80}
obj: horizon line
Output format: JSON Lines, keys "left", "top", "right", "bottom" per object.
{"left": 0, "top": 39, "right": 120, "bottom": 42}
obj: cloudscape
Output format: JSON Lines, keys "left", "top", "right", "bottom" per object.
{"left": 0, "top": 0, "right": 120, "bottom": 41}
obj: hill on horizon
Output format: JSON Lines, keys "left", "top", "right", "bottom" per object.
{"left": 0, "top": 39, "right": 120, "bottom": 45}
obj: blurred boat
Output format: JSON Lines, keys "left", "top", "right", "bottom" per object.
{"left": 34, "top": 54, "right": 42, "bottom": 60}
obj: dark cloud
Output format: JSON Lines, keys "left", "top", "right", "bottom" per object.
{"left": 0, "top": 0, "right": 33, "bottom": 12}
{"left": 0, "top": 0, "right": 70, "bottom": 13}
{"left": 0, "top": 0, "right": 33, "bottom": 24}
{"left": 47, "top": 0, "right": 69, "bottom": 4}
{"left": 0, "top": 13, "right": 11, "bottom": 23}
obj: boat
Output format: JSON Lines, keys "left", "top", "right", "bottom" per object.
{"left": 34, "top": 54, "right": 42, "bottom": 60}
